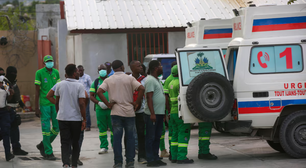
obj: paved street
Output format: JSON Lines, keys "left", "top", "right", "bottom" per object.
{"left": 0, "top": 118, "right": 305, "bottom": 168}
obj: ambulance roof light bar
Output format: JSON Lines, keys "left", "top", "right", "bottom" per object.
{"left": 186, "top": 22, "right": 192, "bottom": 27}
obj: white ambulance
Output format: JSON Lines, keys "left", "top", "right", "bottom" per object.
{"left": 176, "top": 4, "right": 306, "bottom": 158}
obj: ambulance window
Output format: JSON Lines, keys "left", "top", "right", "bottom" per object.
{"left": 227, "top": 48, "right": 238, "bottom": 81}
{"left": 178, "top": 50, "right": 225, "bottom": 86}
{"left": 250, "top": 45, "right": 303, "bottom": 74}
{"left": 222, "top": 49, "right": 227, "bottom": 58}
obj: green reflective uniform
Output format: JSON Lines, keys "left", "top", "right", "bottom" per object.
{"left": 198, "top": 122, "right": 212, "bottom": 154}
{"left": 159, "top": 74, "right": 174, "bottom": 152}
{"left": 35, "top": 67, "right": 60, "bottom": 155}
{"left": 90, "top": 78, "right": 113, "bottom": 149}
{"left": 168, "top": 77, "right": 191, "bottom": 161}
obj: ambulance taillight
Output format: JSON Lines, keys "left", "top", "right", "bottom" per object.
{"left": 232, "top": 99, "right": 238, "bottom": 120}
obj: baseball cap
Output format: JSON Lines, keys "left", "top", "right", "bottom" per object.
{"left": 171, "top": 65, "right": 178, "bottom": 76}
{"left": 43, "top": 55, "right": 53, "bottom": 62}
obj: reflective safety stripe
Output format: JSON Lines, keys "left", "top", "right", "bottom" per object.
{"left": 160, "top": 135, "right": 165, "bottom": 139}
{"left": 42, "top": 132, "right": 51, "bottom": 136}
{"left": 171, "top": 142, "right": 178, "bottom": 146}
{"left": 169, "top": 137, "right": 172, "bottom": 140}
{"left": 111, "top": 132, "right": 113, "bottom": 136}
{"left": 35, "top": 80, "right": 41, "bottom": 85}
{"left": 57, "top": 79, "right": 61, "bottom": 83}
{"left": 170, "top": 97, "right": 178, "bottom": 102}
{"left": 51, "top": 129, "right": 58, "bottom": 135}
{"left": 99, "top": 132, "right": 107, "bottom": 136}
{"left": 178, "top": 143, "right": 188, "bottom": 147}
{"left": 199, "top": 137, "right": 210, "bottom": 140}
{"left": 164, "top": 89, "right": 169, "bottom": 92}
{"left": 89, "top": 88, "right": 95, "bottom": 92}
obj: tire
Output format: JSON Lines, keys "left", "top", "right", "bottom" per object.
{"left": 266, "top": 140, "right": 285, "bottom": 153}
{"left": 213, "top": 122, "right": 226, "bottom": 133}
{"left": 279, "top": 110, "right": 306, "bottom": 158}
{"left": 186, "top": 72, "right": 234, "bottom": 122}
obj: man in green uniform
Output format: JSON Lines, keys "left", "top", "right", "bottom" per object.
{"left": 35, "top": 55, "right": 60, "bottom": 160}
{"left": 168, "top": 65, "right": 193, "bottom": 164}
{"left": 160, "top": 61, "right": 176, "bottom": 159}
{"left": 90, "top": 64, "right": 113, "bottom": 154}
{"left": 198, "top": 122, "right": 218, "bottom": 160}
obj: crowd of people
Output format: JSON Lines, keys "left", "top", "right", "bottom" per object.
{"left": 0, "top": 55, "right": 217, "bottom": 168}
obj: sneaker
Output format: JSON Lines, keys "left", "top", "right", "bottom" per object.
{"left": 5, "top": 153, "right": 14, "bottom": 161}
{"left": 99, "top": 148, "right": 108, "bottom": 154}
{"left": 177, "top": 158, "right": 194, "bottom": 164}
{"left": 156, "top": 160, "right": 167, "bottom": 166}
{"left": 13, "top": 148, "right": 28, "bottom": 155}
{"left": 138, "top": 158, "right": 147, "bottom": 164}
{"left": 85, "top": 127, "right": 91, "bottom": 131}
{"left": 198, "top": 153, "right": 218, "bottom": 160}
{"left": 43, "top": 154, "right": 56, "bottom": 161}
{"left": 147, "top": 161, "right": 160, "bottom": 167}
{"left": 77, "top": 159, "right": 83, "bottom": 165}
{"left": 160, "top": 149, "right": 169, "bottom": 158}
{"left": 125, "top": 161, "right": 134, "bottom": 168}
{"left": 113, "top": 163, "right": 123, "bottom": 168}
{"left": 63, "top": 165, "right": 69, "bottom": 168}
{"left": 36, "top": 141, "right": 45, "bottom": 157}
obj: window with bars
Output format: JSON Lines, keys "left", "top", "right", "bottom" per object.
{"left": 127, "top": 32, "right": 168, "bottom": 64}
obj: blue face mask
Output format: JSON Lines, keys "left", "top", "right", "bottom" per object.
{"left": 45, "top": 62, "right": 54, "bottom": 69}
{"left": 99, "top": 70, "right": 107, "bottom": 77}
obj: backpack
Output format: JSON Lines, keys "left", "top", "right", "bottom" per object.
{"left": 133, "top": 75, "right": 145, "bottom": 102}
{"left": 93, "top": 78, "right": 100, "bottom": 111}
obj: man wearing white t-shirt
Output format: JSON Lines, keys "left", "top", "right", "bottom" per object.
{"left": 55, "top": 64, "right": 86, "bottom": 168}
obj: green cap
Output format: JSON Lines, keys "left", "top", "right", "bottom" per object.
{"left": 171, "top": 65, "right": 178, "bottom": 76}
{"left": 43, "top": 55, "right": 53, "bottom": 62}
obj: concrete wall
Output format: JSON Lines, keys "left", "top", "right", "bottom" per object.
{"left": 57, "top": 20, "right": 68, "bottom": 80}
{"left": 36, "top": 4, "right": 61, "bottom": 29}
{"left": 168, "top": 31, "right": 186, "bottom": 53}
{"left": 80, "top": 33, "right": 128, "bottom": 127}
{"left": 0, "top": 30, "right": 37, "bottom": 110}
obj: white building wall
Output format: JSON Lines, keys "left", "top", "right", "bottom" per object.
{"left": 81, "top": 33, "right": 128, "bottom": 127}
{"left": 168, "top": 32, "right": 186, "bottom": 54}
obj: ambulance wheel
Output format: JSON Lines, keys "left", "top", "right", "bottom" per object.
{"left": 279, "top": 110, "right": 306, "bottom": 158}
{"left": 186, "top": 72, "right": 234, "bottom": 122}
{"left": 266, "top": 140, "right": 285, "bottom": 153}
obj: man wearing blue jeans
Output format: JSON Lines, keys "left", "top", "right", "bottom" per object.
{"left": 144, "top": 60, "right": 167, "bottom": 167}
{"left": 97, "top": 60, "right": 145, "bottom": 168}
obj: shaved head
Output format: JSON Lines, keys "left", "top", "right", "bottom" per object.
{"left": 98, "top": 64, "right": 106, "bottom": 71}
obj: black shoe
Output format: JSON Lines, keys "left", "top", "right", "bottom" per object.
{"left": 156, "top": 160, "right": 167, "bottom": 166}
{"left": 13, "top": 148, "right": 28, "bottom": 155}
{"left": 198, "top": 153, "right": 218, "bottom": 160}
{"left": 177, "top": 158, "right": 194, "bottom": 164}
{"left": 36, "top": 141, "right": 45, "bottom": 157}
{"left": 147, "top": 161, "right": 160, "bottom": 167}
{"left": 43, "top": 154, "right": 56, "bottom": 161}
{"left": 77, "top": 159, "right": 83, "bottom": 166}
{"left": 171, "top": 160, "right": 177, "bottom": 163}
{"left": 6, "top": 153, "right": 14, "bottom": 161}
{"left": 168, "top": 153, "right": 172, "bottom": 161}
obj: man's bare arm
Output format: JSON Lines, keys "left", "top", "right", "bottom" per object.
{"left": 46, "top": 90, "right": 56, "bottom": 104}
{"left": 35, "top": 85, "right": 41, "bottom": 118}
{"left": 97, "top": 88, "right": 115, "bottom": 109}
{"left": 55, "top": 96, "right": 60, "bottom": 113}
